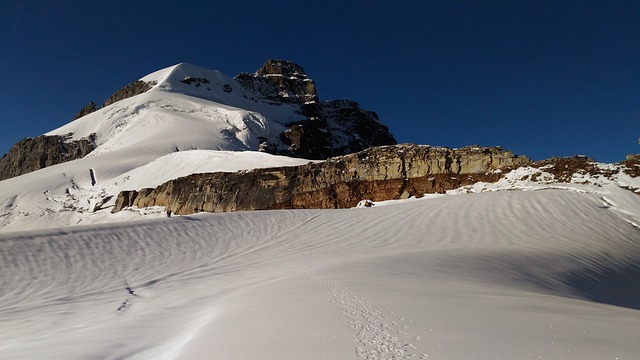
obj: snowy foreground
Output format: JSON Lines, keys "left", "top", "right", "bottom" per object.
{"left": 2, "top": 184, "right": 640, "bottom": 359}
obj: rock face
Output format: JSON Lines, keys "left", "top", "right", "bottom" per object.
{"left": 237, "top": 59, "right": 319, "bottom": 104}
{"left": 71, "top": 80, "right": 157, "bottom": 122}
{"left": 0, "top": 134, "right": 95, "bottom": 180}
{"left": 622, "top": 154, "right": 640, "bottom": 178}
{"left": 102, "top": 80, "right": 156, "bottom": 108}
{"left": 112, "top": 144, "right": 530, "bottom": 215}
{"left": 72, "top": 101, "right": 98, "bottom": 120}
{"left": 236, "top": 60, "right": 396, "bottom": 159}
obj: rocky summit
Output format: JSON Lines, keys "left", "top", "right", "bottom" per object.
{"left": 236, "top": 59, "right": 396, "bottom": 159}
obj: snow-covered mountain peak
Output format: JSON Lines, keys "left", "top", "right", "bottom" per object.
{"left": 139, "top": 60, "right": 314, "bottom": 108}
{"left": 140, "top": 62, "right": 248, "bottom": 107}
{"left": 39, "top": 60, "right": 393, "bottom": 160}
{"left": 0, "top": 60, "right": 397, "bottom": 231}
{"left": 43, "top": 61, "right": 322, "bottom": 157}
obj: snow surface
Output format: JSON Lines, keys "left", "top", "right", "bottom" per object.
{"left": 1, "top": 185, "right": 640, "bottom": 359}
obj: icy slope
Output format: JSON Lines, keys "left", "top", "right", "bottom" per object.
{"left": 1, "top": 186, "right": 639, "bottom": 359}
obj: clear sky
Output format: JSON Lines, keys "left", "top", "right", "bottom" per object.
{"left": 1, "top": 1, "right": 638, "bottom": 162}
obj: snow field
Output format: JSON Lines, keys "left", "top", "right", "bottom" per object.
{"left": 1, "top": 188, "right": 639, "bottom": 359}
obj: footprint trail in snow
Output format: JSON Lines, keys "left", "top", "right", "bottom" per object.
{"left": 313, "top": 274, "right": 429, "bottom": 359}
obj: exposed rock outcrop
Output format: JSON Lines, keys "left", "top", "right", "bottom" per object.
{"left": 622, "top": 154, "right": 640, "bottom": 178}
{"left": 112, "top": 144, "right": 530, "bottom": 215}
{"left": 70, "top": 80, "right": 157, "bottom": 122}
{"left": 526, "top": 155, "right": 638, "bottom": 183}
{"left": 236, "top": 59, "right": 319, "bottom": 105}
{"left": 103, "top": 80, "right": 156, "bottom": 108}
{"left": 0, "top": 134, "right": 96, "bottom": 180}
{"left": 236, "top": 59, "right": 396, "bottom": 159}
{"left": 72, "top": 101, "right": 98, "bottom": 120}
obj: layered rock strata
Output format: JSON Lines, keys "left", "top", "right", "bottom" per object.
{"left": 112, "top": 144, "right": 530, "bottom": 215}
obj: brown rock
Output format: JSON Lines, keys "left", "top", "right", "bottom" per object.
{"left": 0, "top": 134, "right": 96, "bottom": 181}
{"left": 236, "top": 60, "right": 397, "bottom": 159}
{"left": 112, "top": 144, "right": 530, "bottom": 215}
{"left": 103, "top": 80, "right": 156, "bottom": 107}
{"left": 71, "top": 101, "right": 98, "bottom": 121}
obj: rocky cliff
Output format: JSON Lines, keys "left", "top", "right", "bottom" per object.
{"left": 237, "top": 59, "right": 396, "bottom": 159}
{"left": 237, "top": 59, "right": 319, "bottom": 105}
{"left": 112, "top": 144, "right": 530, "bottom": 215}
{"left": 71, "top": 101, "right": 98, "bottom": 121}
{"left": 102, "top": 80, "right": 157, "bottom": 108}
{"left": 0, "top": 134, "right": 95, "bottom": 180}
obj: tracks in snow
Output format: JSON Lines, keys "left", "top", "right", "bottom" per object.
{"left": 313, "top": 274, "right": 429, "bottom": 360}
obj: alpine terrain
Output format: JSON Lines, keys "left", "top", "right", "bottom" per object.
{"left": 1, "top": 60, "right": 639, "bottom": 360}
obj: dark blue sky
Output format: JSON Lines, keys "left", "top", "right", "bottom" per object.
{"left": 1, "top": 1, "right": 638, "bottom": 162}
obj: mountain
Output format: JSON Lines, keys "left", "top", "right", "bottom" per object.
{"left": 0, "top": 60, "right": 395, "bottom": 181}
{"left": 1, "top": 61, "right": 640, "bottom": 359}
{"left": 0, "top": 60, "right": 398, "bottom": 231}
{"left": 0, "top": 60, "right": 638, "bottom": 231}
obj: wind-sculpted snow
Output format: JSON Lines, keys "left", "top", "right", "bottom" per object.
{"left": 1, "top": 188, "right": 640, "bottom": 359}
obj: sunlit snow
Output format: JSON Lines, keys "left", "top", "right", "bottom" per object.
{"left": 1, "top": 187, "right": 640, "bottom": 359}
